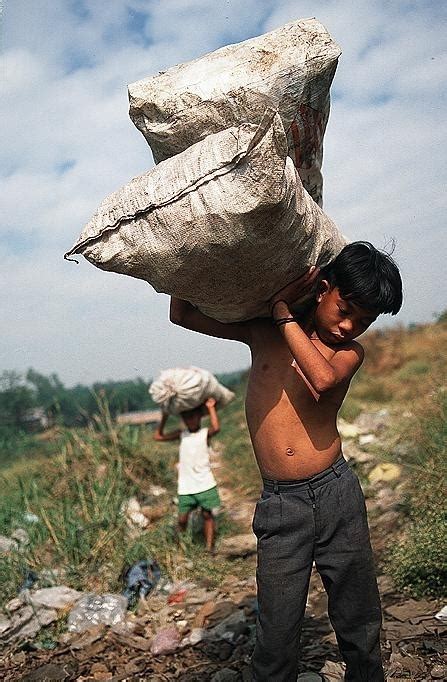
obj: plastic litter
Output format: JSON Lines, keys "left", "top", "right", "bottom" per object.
{"left": 122, "top": 559, "right": 161, "bottom": 608}
{"left": 20, "top": 569, "right": 38, "bottom": 591}
{"left": 67, "top": 593, "right": 128, "bottom": 633}
{"left": 23, "top": 512, "right": 39, "bottom": 523}
{"left": 434, "top": 605, "right": 447, "bottom": 622}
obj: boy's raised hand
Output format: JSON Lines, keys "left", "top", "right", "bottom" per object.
{"left": 269, "top": 266, "right": 320, "bottom": 313}
{"left": 205, "top": 397, "right": 217, "bottom": 409}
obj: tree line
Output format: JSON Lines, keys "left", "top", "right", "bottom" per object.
{"left": 0, "top": 369, "right": 157, "bottom": 430}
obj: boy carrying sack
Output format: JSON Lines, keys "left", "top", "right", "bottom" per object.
{"left": 154, "top": 398, "right": 221, "bottom": 553}
{"left": 169, "top": 241, "right": 403, "bottom": 680}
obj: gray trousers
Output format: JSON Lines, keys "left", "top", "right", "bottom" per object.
{"left": 251, "top": 456, "right": 384, "bottom": 681}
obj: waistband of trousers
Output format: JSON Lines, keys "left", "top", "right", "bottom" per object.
{"left": 262, "top": 454, "right": 349, "bottom": 493}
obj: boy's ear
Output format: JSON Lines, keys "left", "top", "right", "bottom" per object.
{"left": 317, "top": 279, "right": 331, "bottom": 303}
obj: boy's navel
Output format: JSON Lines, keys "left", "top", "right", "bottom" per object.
{"left": 286, "top": 447, "right": 295, "bottom": 456}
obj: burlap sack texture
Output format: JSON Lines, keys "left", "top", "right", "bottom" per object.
{"left": 64, "top": 112, "right": 346, "bottom": 322}
{"left": 128, "top": 18, "right": 341, "bottom": 207}
{"left": 149, "top": 367, "right": 235, "bottom": 415}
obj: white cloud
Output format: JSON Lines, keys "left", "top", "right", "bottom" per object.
{"left": 2, "top": 0, "right": 446, "bottom": 384}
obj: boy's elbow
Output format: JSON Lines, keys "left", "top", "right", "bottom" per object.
{"left": 314, "top": 369, "right": 337, "bottom": 394}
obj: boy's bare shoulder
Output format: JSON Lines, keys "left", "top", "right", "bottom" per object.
{"left": 331, "top": 338, "right": 365, "bottom": 369}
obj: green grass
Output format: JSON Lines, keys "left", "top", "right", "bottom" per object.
{"left": 387, "top": 389, "right": 447, "bottom": 598}
{"left": 0, "top": 393, "right": 255, "bottom": 604}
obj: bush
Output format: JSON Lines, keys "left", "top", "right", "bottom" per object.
{"left": 388, "top": 509, "right": 446, "bottom": 598}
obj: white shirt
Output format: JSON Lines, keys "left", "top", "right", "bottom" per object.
{"left": 177, "top": 427, "right": 217, "bottom": 495}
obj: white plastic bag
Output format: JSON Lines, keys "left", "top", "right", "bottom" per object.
{"left": 149, "top": 367, "right": 235, "bottom": 415}
{"left": 128, "top": 18, "right": 340, "bottom": 206}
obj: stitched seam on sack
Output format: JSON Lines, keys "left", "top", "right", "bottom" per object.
{"left": 64, "top": 115, "right": 279, "bottom": 260}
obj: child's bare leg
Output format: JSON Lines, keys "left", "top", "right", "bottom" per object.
{"left": 201, "top": 509, "right": 215, "bottom": 552}
{"left": 178, "top": 512, "right": 189, "bottom": 533}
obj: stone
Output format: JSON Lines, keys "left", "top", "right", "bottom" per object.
{"left": 0, "top": 613, "right": 11, "bottom": 635}
{"left": 11, "top": 528, "right": 30, "bottom": 545}
{"left": 368, "top": 463, "right": 402, "bottom": 484}
{"left": 0, "top": 535, "right": 19, "bottom": 554}
{"left": 5, "top": 597, "right": 23, "bottom": 612}
{"left": 206, "top": 610, "right": 247, "bottom": 642}
{"left": 150, "top": 625, "right": 180, "bottom": 655}
{"left": 181, "top": 627, "right": 206, "bottom": 647}
{"left": 1, "top": 604, "right": 58, "bottom": 643}
{"left": 319, "top": 660, "right": 346, "bottom": 680}
{"left": 28, "top": 586, "right": 83, "bottom": 610}
{"left": 337, "top": 419, "right": 360, "bottom": 439}
{"left": 431, "top": 664, "right": 447, "bottom": 679}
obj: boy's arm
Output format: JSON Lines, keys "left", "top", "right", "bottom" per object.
{"left": 205, "top": 398, "right": 220, "bottom": 439}
{"left": 153, "top": 412, "right": 181, "bottom": 442}
{"left": 270, "top": 269, "right": 364, "bottom": 393}
{"left": 170, "top": 298, "right": 252, "bottom": 344}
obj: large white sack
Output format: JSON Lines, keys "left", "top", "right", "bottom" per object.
{"left": 149, "top": 367, "right": 235, "bottom": 415}
{"left": 65, "top": 112, "right": 346, "bottom": 323}
{"left": 128, "top": 18, "right": 340, "bottom": 206}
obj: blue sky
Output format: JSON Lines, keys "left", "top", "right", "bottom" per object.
{"left": 2, "top": 0, "right": 446, "bottom": 385}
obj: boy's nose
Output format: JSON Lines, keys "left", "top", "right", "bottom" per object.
{"left": 339, "top": 320, "right": 354, "bottom": 335}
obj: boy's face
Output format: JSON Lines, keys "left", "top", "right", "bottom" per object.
{"left": 314, "top": 284, "right": 377, "bottom": 344}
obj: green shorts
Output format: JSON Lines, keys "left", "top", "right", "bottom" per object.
{"left": 178, "top": 486, "right": 221, "bottom": 515}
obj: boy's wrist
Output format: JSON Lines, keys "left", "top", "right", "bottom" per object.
{"left": 270, "top": 299, "right": 291, "bottom": 319}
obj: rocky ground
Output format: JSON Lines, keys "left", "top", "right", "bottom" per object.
{"left": 1, "top": 409, "right": 446, "bottom": 681}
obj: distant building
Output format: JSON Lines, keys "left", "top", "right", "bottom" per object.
{"left": 116, "top": 409, "right": 162, "bottom": 426}
{"left": 21, "top": 407, "right": 52, "bottom": 432}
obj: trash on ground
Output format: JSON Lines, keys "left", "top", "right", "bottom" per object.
{"left": 67, "top": 594, "right": 128, "bottom": 633}
{"left": 122, "top": 559, "right": 161, "bottom": 608}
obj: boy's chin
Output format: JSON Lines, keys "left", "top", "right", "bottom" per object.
{"left": 318, "top": 329, "right": 346, "bottom": 344}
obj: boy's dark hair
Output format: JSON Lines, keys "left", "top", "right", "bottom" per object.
{"left": 180, "top": 405, "right": 203, "bottom": 418}
{"left": 320, "top": 241, "right": 403, "bottom": 315}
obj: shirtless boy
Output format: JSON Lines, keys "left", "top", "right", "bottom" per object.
{"left": 169, "top": 242, "right": 403, "bottom": 681}
{"left": 154, "top": 398, "right": 221, "bottom": 552}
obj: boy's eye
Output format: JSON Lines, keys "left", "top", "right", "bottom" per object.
{"left": 338, "top": 306, "right": 349, "bottom": 315}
